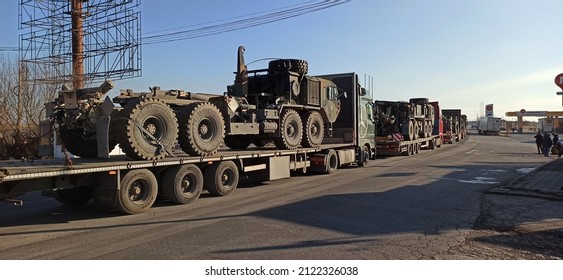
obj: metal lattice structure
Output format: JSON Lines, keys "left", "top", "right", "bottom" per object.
{"left": 19, "top": 0, "right": 141, "bottom": 87}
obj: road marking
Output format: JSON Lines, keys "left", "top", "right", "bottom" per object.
{"left": 516, "top": 167, "right": 536, "bottom": 174}
{"left": 482, "top": 169, "right": 506, "bottom": 173}
{"left": 458, "top": 177, "right": 499, "bottom": 184}
{"left": 465, "top": 149, "right": 479, "bottom": 154}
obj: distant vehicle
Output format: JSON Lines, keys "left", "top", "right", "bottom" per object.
{"left": 538, "top": 118, "right": 555, "bottom": 133}
{"left": 373, "top": 99, "right": 443, "bottom": 156}
{"left": 477, "top": 116, "right": 502, "bottom": 135}
{"left": 442, "top": 109, "right": 466, "bottom": 143}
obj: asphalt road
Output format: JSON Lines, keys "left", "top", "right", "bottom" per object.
{"left": 0, "top": 132, "right": 556, "bottom": 259}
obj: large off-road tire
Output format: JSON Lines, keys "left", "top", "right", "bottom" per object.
{"left": 59, "top": 125, "right": 118, "bottom": 158}
{"left": 273, "top": 109, "right": 303, "bottom": 150}
{"left": 204, "top": 160, "right": 239, "bottom": 196}
{"left": 224, "top": 136, "right": 252, "bottom": 150}
{"left": 429, "top": 120, "right": 434, "bottom": 137}
{"left": 178, "top": 102, "right": 225, "bottom": 156}
{"left": 58, "top": 126, "right": 98, "bottom": 158}
{"left": 402, "top": 121, "right": 414, "bottom": 141}
{"left": 268, "top": 59, "right": 308, "bottom": 76}
{"left": 427, "top": 104, "right": 436, "bottom": 119}
{"left": 410, "top": 98, "right": 429, "bottom": 104}
{"left": 113, "top": 169, "right": 158, "bottom": 215}
{"left": 412, "top": 120, "right": 419, "bottom": 140}
{"left": 162, "top": 164, "right": 204, "bottom": 204}
{"left": 301, "top": 111, "right": 324, "bottom": 148}
{"left": 118, "top": 98, "right": 178, "bottom": 160}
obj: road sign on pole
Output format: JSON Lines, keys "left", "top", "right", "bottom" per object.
{"left": 555, "top": 74, "right": 563, "bottom": 106}
{"left": 555, "top": 73, "right": 563, "bottom": 90}
{"left": 485, "top": 104, "right": 493, "bottom": 117}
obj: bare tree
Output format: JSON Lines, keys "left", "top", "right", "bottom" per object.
{"left": 0, "top": 55, "right": 59, "bottom": 159}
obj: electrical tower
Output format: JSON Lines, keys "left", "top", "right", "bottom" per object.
{"left": 19, "top": 0, "right": 142, "bottom": 88}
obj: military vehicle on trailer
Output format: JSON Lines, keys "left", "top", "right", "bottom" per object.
{"left": 50, "top": 46, "right": 343, "bottom": 161}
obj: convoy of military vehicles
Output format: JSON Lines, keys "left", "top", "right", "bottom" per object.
{"left": 0, "top": 46, "right": 469, "bottom": 215}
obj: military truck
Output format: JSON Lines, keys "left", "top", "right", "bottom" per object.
{"left": 373, "top": 99, "right": 441, "bottom": 156}
{"left": 49, "top": 46, "right": 343, "bottom": 161}
{"left": 442, "top": 109, "right": 463, "bottom": 143}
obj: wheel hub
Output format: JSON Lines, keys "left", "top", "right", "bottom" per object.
{"left": 199, "top": 124, "right": 209, "bottom": 135}
{"left": 181, "top": 178, "right": 191, "bottom": 191}
{"left": 287, "top": 125, "right": 295, "bottom": 137}
{"left": 145, "top": 123, "right": 157, "bottom": 135}
{"left": 311, "top": 125, "right": 318, "bottom": 136}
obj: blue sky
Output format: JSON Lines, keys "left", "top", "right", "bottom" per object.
{"left": 1, "top": 0, "right": 563, "bottom": 120}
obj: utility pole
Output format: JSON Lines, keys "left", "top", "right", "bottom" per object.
{"left": 16, "top": 62, "right": 22, "bottom": 135}
{"left": 71, "top": 0, "right": 85, "bottom": 90}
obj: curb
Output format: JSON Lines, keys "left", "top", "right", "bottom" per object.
{"left": 486, "top": 158, "right": 562, "bottom": 200}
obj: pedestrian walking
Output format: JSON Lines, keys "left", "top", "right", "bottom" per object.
{"left": 542, "top": 132, "right": 553, "bottom": 157}
{"left": 534, "top": 131, "right": 543, "bottom": 154}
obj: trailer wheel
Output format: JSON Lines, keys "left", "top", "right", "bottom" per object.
{"left": 119, "top": 98, "right": 178, "bottom": 160}
{"left": 162, "top": 164, "right": 204, "bottom": 204}
{"left": 205, "top": 161, "right": 239, "bottom": 196}
{"left": 402, "top": 144, "right": 413, "bottom": 156}
{"left": 414, "top": 143, "right": 420, "bottom": 154}
{"left": 178, "top": 102, "right": 225, "bottom": 156}
{"left": 53, "top": 186, "right": 93, "bottom": 206}
{"left": 325, "top": 149, "right": 339, "bottom": 174}
{"left": 301, "top": 111, "right": 324, "bottom": 148}
{"left": 114, "top": 169, "right": 158, "bottom": 215}
{"left": 224, "top": 136, "right": 252, "bottom": 150}
{"left": 274, "top": 109, "right": 303, "bottom": 150}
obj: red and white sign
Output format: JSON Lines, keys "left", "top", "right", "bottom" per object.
{"left": 555, "top": 73, "right": 563, "bottom": 90}
{"left": 485, "top": 104, "right": 493, "bottom": 117}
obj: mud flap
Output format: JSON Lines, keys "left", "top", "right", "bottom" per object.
{"left": 96, "top": 116, "right": 111, "bottom": 158}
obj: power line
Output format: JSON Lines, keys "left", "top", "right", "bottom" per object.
{"left": 0, "top": 47, "right": 18, "bottom": 52}
{"left": 142, "top": 0, "right": 351, "bottom": 45}
{"left": 4, "top": 1, "right": 351, "bottom": 51}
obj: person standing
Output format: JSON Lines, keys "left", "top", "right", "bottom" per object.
{"left": 534, "top": 132, "right": 543, "bottom": 154}
{"left": 555, "top": 139, "right": 563, "bottom": 158}
{"left": 542, "top": 132, "right": 553, "bottom": 157}
{"left": 551, "top": 133, "right": 559, "bottom": 155}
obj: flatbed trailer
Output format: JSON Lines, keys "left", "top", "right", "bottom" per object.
{"left": 0, "top": 143, "right": 360, "bottom": 214}
{"left": 0, "top": 73, "right": 374, "bottom": 215}
{"left": 375, "top": 135, "right": 441, "bottom": 156}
